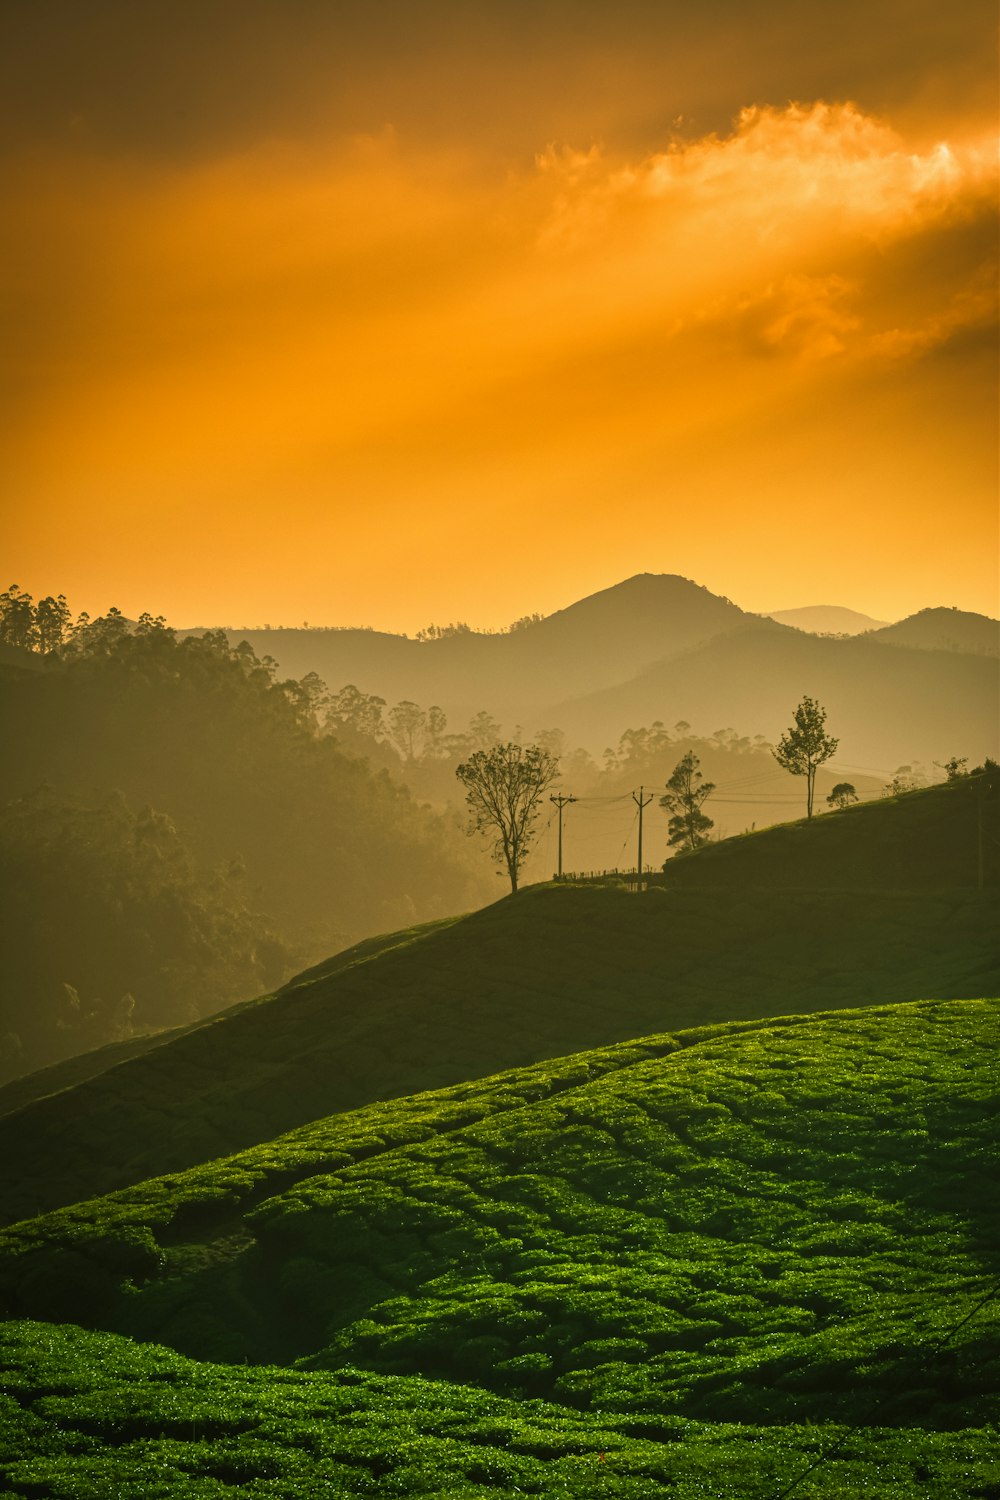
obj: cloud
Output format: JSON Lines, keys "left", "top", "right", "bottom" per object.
{"left": 3, "top": 95, "right": 996, "bottom": 629}
{"left": 734, "top": 275, "right": 861, "bottom": 362}
{"left": 538, "top": 101, "right": 990, "bottom": 250}
{"left": 529, "top": 103, "right": 996, "bottom": 374}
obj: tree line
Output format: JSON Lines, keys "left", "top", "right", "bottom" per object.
{"left": 0, "top": 590, "right": 492, "bottom": 1082}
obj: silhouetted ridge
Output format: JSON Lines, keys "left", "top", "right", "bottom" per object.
{"left": 868, "top": 606, "right": 999, "bottom": 656}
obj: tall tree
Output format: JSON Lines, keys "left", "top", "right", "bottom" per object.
{"left": 0, "top": 585, "right": 38, "bottom": 650}
{"left": 772, "top": 696, "right": 839, "bottom": 818}
{"left": 425, "top": 705, "right": 448, "bottom": 757}
{"left": 660, "top": 751, "right": 715, "bottom": 855}
{"left": 387, "top": 700, "right": 427, "bottom": 763}
{"left": 456, "top": 742, "right": 558, "bottom": 895}
{"left": 325, "top": 683, "right": 386, "bottom": 742}
{"left": 34, "top": 594, "right": 72, "bottom": 653}
{"left": 467, "top": 710, "right": 501, "bottom": 750}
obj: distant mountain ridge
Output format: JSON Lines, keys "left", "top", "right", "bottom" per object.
{"left": 175, "top": 575, "right": 999, "bottom": 768}
{"left": 766, "top": 605, "right": 890, "bottom": 634}
{"left": 543, "top": 619, "right": 999, "bottom": 766}
{"left": 193, "top": 573, "right": 752, "bottom": 721}
{"left": 867, "top": 606, "right": 1000, "bottom": 656}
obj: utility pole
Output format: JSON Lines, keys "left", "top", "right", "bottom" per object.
{"left": 550, "top": 793, "right": 576, "bottom": 879}
{"left": 632, "top": 785, "right": 653, "bottom": 889}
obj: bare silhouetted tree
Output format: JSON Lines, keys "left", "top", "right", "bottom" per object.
{"left": 456, "top": 742, "right": 559, "bottom": 894}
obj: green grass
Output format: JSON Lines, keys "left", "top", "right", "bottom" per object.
{"left": 1, "top": 997, "right": 998, "bottom": 1495}
{"left": 2, "top": 1320, "right": 998, "bottom": 1498}
{"left": 1, "top": 1000, "right": 997, "bottom": 1423}
{"left": 2, "top": 782, "right": 997, "bottom": 1496}
{"left": 0, "top": 916, "right": 462, "bottom": 1122}
{"left": 2, "top": 775, "right": 995, "bottom": 1224}
{"left": 1, "top": 882, "right": 996, "bottom": 1224}
{"left": 655, "top": 773, "right": 999, "bottom": 892}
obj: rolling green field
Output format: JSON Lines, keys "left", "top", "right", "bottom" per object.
{"left": 2, "top": 1319, "right": 998, "bottom": 1498}
{"left": 2, "top": 776, "right": 995, "bottom": 1225}
{"left": 1, "top": 997, "right": 998, "bottom": 1496}
{"left": 1, "top": 782, "right": 997, "bottom": 1496}
{"left": 2, "top": 877, "right": 998, "bottom": 1225}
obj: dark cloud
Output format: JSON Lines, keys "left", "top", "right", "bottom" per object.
{"left": 1, "top": 0, "right": 995, "bottom": 163}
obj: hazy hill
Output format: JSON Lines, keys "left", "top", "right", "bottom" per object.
{"left": 1, "top": 778, "right": 996, "bottom": 1224}
{"left": 0, "top": 623, "right": 488, "bottom": 966}
{"left": 867, "top": 606, "right": 1000, "bottom": 656}
{"left": 546, "top": 620, "right": 999, "bottom": 766}
{"left": 210, "top": 579, "right": 996, "bottom": 770}
{"left": 204, "top": 574, "right": 754, "bottom": 722}
{"left": 0, "top": 997, "right": 996, "bottom": 1497}
{"left": 765, "top": 604, "right": 890, "bottom": 633}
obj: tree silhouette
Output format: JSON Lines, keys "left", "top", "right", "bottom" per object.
{"left": 773, "top": 696, "right": 839, "bottom": 818}
{"left": 826, "top": 782, "right": 858, "bottom": 811}
{"left": 660, "top": 751, "right": 715, "bottom": 854}
{"left": 387, "top": 700, "right": 427, "bottom": 762}
{"left": 456, "top": 742, "right": 558, "bottom": 894}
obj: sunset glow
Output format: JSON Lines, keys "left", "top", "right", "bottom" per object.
{"left": 3, "top": 2, "right": 997, "bottom": 628}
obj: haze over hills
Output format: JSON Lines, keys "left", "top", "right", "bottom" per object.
{"left": 201, "top": 574, "right": 750, "bottom": 721}
{"left": 1, "top": 709, "right": 997, "bottom": 1500}
{"left": 765, "top": 605, "right": 890, "bottom": 634}
{"left": 867, "top": 606, "right": 1000, "bottom": 657}
{"left": 543, "top": 611, "right": 999, "bottom": 767}
{"left": 194, "top": 574, "right": 998, "bottom": 768}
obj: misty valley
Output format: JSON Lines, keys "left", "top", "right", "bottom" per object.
{"left": 0, "top": 573, "right": 998, "bottom": 1498}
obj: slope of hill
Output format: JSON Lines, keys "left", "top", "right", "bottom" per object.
{"left": 207, "top": 574, "right": 756, "bottom": 721}
{"left": 766, "top": 605, "right": 890, "bottom": 634}
{"left": 547, "top": 622, "right": 999, "bottom": 765}
{"left": 0, "top": 924, "right": 428, "bottom": 1122}
{"left": 868, "top": 606, "right": 1000, "bottom": 657}
{"left": 0, "top": 997, "right": 996, "bottom": 1497}
{"left": 1, "top": 778, "right": 997, "bottom": 1224}
{"left": 658, "top": 771, "right": 999, "bottom": 890}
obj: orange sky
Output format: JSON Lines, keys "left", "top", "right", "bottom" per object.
{"left": 3, "top": 1, "right": 997, "bottom": 630}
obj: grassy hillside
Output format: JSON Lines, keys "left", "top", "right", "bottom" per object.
{"left": 658, "top": 771, "right": 999, "bottom": 890}
{"left": 0, "top": 922, "right": 433, "bottom": 1122}
{"left": 4, "top": 1323, "right": 996, "bottom": 1499}
{"left": 2, "top": 777, "right": 997, "bottom": 1223}
{"left": 0, "top": 996, "right": 997, "bottom": 1496}
{"left": 2, "top": 884, "right": 996, "bottom": 1226}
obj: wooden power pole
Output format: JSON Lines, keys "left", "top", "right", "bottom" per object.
{"left": 632, "top": 786, "right": 654, "bottom": 889}
{"left": 549, "top": 793, "right": 576, "bottom": 879}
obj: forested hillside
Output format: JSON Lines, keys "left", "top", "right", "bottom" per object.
{"left": 0, "top": 602, "right": 491, "bottom": 1082}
